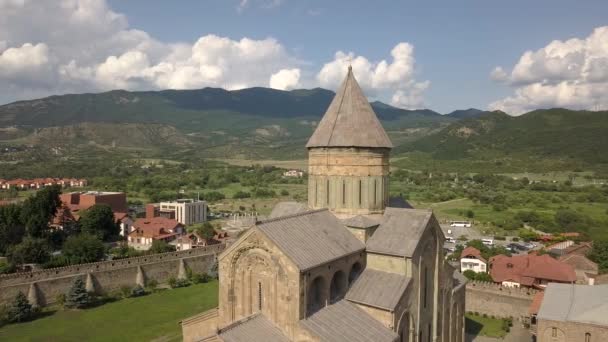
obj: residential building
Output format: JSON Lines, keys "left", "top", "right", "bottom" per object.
{"left": 535, "top": 283, "right": 608, "bottom": 341}
{"left": 156, "top": 199, "right": 208, "bottom": 225}
{"left": 283, "top": 169, "right": 304, "bottom": 177}
{"left": 55, "top": 191, "right": 130, "bottom": 234}
{"left": 460, "top": 246, "right": 487, "bottom": 273}
{"left": 0, "top": 177, "right": 87, "bottom": 190}
{"left": 181, "top": 67, "right": 466, "bottom": 342}
{"left": 127, "top": 217, "right": 184, "bottom": 250}
{"left": 170, "top": 230, "right": 229, "bottom": 251}
{"left": 490, "top": 253, "right": 576, "bottom": 288}
{"left": 558, "top": 254, "right": 598, "bottom": 285}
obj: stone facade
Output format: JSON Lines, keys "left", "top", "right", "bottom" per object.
{"left": 307, "top": 147, "right": 390, "bottom": 216}
{"left": 465, "top": 280, "right": 537, "bottom": 319}
{"left": 537, "top": 319, "right": 608, "bottom": 342}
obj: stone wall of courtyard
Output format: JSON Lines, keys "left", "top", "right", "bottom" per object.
{"left": 465, "top": 280, "right": 537, "bottom": 319}
{"left": 0, "top": 244, "right": 225, "bottom": 307}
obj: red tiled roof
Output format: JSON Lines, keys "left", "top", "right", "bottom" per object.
{"left": 558, "top": 254, "right": 598, "bottom": 273}
{"left": 490, "top": 254, "right": 576, "bottom": 285}
{"left": 460, "top": 246, "right": 486, "bottom": 263}
{"left": 529, "top": 291, "right": 545, "bottom": 315}
{"left": 129, "top": 217, "right": 182, "bottom": 239}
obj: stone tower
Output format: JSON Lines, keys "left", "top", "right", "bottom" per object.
{"left": 306, "top": 67, "right": 393, "bottom": 216}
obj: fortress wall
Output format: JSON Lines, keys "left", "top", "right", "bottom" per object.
{"left": 0, "top": 244, "right": 224, "bottom": 307}
{"left": 465, "top": 280, "right": 537, "bottom": 319}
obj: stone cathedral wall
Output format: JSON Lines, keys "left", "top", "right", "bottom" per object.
{"left": 0, "top": 244, "right": 225, "bottom": 307}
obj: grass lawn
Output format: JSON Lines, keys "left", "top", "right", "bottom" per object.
{"left": 0, "top": 281, "right": 218, "bottom": 342}
{"left": 465, "top": 313, "right": 508, "bottom": 338}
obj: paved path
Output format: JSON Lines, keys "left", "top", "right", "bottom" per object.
{"left": 466, "top": 324, "right": 532, "bottom": 342}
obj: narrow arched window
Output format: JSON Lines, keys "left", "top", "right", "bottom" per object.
{"left": 358, "top": 179, "right": 362, "bottom": 206}
{"left": 314, "top": 179, "right": 318, "bottom": 206}
{"left": 326, "top": 179, "right": 330, "bottom": 206}
{"left": 342, "top": 180, "right": 346, "bottom": 205}
{"left": 585, "top": 333, "right": 591, "bottom": 342}
{"left": 373, "top": 179, "right": 377, "bottom": 205}
{"left": 258, "top": 282, "right": 262, "bottom": 311}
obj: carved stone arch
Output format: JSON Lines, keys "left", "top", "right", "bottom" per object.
{"left": 229, "top": 245, "right": 280, "bottom": 322}
{"left": 396, "top": 310, "right": 414, "bottom": 342}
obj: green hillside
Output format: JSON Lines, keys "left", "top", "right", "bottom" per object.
{"left": 397, "top": 108, "right": 608, "bottom": 169}
{"left": 0, "top": 87, "right": 454, "bottom": 159}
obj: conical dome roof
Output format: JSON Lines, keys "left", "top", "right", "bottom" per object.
{"left": 306, "top": 67, "right": 393, "bottom": 149}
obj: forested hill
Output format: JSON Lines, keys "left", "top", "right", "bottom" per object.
{"left": 398, "top": 108, "right": 608, "bottom": 164}
{"left": 0, "top": 87, "right": 448, "bottom": 129}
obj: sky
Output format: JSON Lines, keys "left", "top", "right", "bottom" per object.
{"left": 0, "top": 0, "right": 607, "bottom": 114}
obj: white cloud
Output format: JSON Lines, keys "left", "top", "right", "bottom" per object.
{"left": 270, "top": 68, "right": 301, "bottom": 90}
{"left": 317, "top": 42, "right": 429, "bottom": 109}
{"left": 490, "top": 26, "right": 608, "bottom": 114}
{"left": 237, "top": 0, "right": 283, "bottom": 12}
{"left": 0, "top": 0, "right": 429, "bottom": 109}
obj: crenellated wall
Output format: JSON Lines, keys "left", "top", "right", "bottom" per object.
{"left": 0, "top": 244, "right": 225, "bottom": 307}
{"left": 465, "top": 280, "right": 538, "bottom": 319}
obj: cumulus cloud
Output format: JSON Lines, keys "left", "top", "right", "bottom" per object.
{"left": 489, "top": 26, "right": 608, "bottom": 114}
{"left": 270, "top": 68, "right": 301, "bottom": 90}
{"left": 237, "top": 0, "right": 283, "bottom": 12}
{"left": 0, "top": 0, "right": 300, "bottom": 103}
{"left": 317, "top": 43, "right": 429, "bottom": 109}
{"left": 0, "top": 0, "right": 428, "bottom": 109}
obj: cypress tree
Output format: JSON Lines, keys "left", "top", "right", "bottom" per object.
{"left": 65, "top": 278, "right": 91, "bottom": 309}
{"left": 6, "top": 291, "right": 33, "bottom": 323}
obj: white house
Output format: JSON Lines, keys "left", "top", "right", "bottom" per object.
{"left": 460, "top": 246, "right": 487, "bottom": 273}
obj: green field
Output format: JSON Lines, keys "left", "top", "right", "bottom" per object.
{"left": 465, "top": 313, "right": 509, "bottom": 338}
{"left": 0, "top": 282, "right": 218, "bottom": 342}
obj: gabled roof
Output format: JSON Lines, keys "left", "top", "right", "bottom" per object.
{"left": 490, "top": 254, "right": 576, "bottom": 285}
{"left": 366, "top": 208, "right": 433, "bottom": 257}
{"left": 256, "top": 209, "right": 365, "bottom": 271}
{"left": 461, "top": 246, "right": 486, "bottom": 263}
{"left": 268, "top": 201, "right": 308, "bottom": 219}
{"left": 537, "top": 283, "right": 608, "bottom": 326}
{"left": 558, "top": 254, "right": 598, "bottom": 272}
{"left": 299, "top": 300, "right": 399, "bottom": 342}
{"left": 219, "top": 314, "right": 289, "bottom": 342}
{"left": 306, "top": 67, "right": 393, "bottom": 149}
{"left": 345, "top": 269, "right": 410, "bottom": 311}
{"left": 342, "top": 215, "right": 379, "bottom": 229}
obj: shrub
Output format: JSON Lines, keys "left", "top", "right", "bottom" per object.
{"left": 192, "top": 272, "right": 211, "bottom": 284}
{"left": 5, "top": 292, "right": 33, "bottom": 323}
{"left": 494, "top": 236, "right": 506, "bottom": 241}
{"left": 120, "top": 286, "right": 132, "bottom": 299}
{"left": 512, "top": 237, "right": 520, "bottom": 242}
{"left": 280, "top": 189, "right": 289, "bottom": 196}
{"left": 55, "top": 293, "right": 66, "bottom": 306}
{"left": 130, "top": 285, "right": 146, "bottom": 297}
{"left": 167, "top": 277, "right": 177, "bottom": 288}
{"left": 232, "top": 191, "right": 251, "bottom": 199}
{"left": 146, "top": 279, "right": 158, "bottom": 292}
{"left": 65, "top": 278, "right": 92, "bottom": 309}
{"left": 172, "top": 278, "right": 190, "bottom": 288}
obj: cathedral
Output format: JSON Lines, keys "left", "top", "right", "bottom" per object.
{"left": 182, "top": 67, "right": 466, "bottom": 342}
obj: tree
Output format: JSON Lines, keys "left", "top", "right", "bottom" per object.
{"left": 19, "top": 185, "right": 62, "bottom": 238}
{"left": 466, "top": 210, "right": 475, "bottom": 219}
{"left": 65, "top": 278, "right": 92, "bottom": 309}
{"left": 149, "top": 240, "right": 175, "bottom": 254}
{"left": 7, "top": 237, "right": 51, "bottom": 265}
{"left": 588, "top": 240, "right": 608, "bottom": 273}
{"left": 5, "top": 291, "right": 33, "bottom": 323}
{"left": 0, "top": 203, "right": 25, "bottom": 254}
{"left": 62, "top": 234, "right": 105, "bottom": 264}
{"left": 79, "top": 204, "right": 119, "bottom": 241}
{"left": 232, "top": 191, "right": 251, "bottom": 199}
{"left": 196, "top": 222, "right": 216, "bottom": 240}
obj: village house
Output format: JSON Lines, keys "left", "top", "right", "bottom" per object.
{"left": 489, "top": 253, "right": 576, "bottom": 288}
{"left": 282, "top": 169, "right": 304, "bottom": 177}
{"left": 460, "top": 246, "right": 487, "bottom": 273}
{"left": 170, "top": 230, "right": 229, "bottom": 251}
{"left": 128, "top": 217, "right": 185, "bottom": 250}
{"left": 0, "top": 177, "right": 87, "bottom": 190}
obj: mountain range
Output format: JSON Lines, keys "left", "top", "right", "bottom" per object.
{"left": 0, "top": 87, "right": 606, "bottom": 169}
